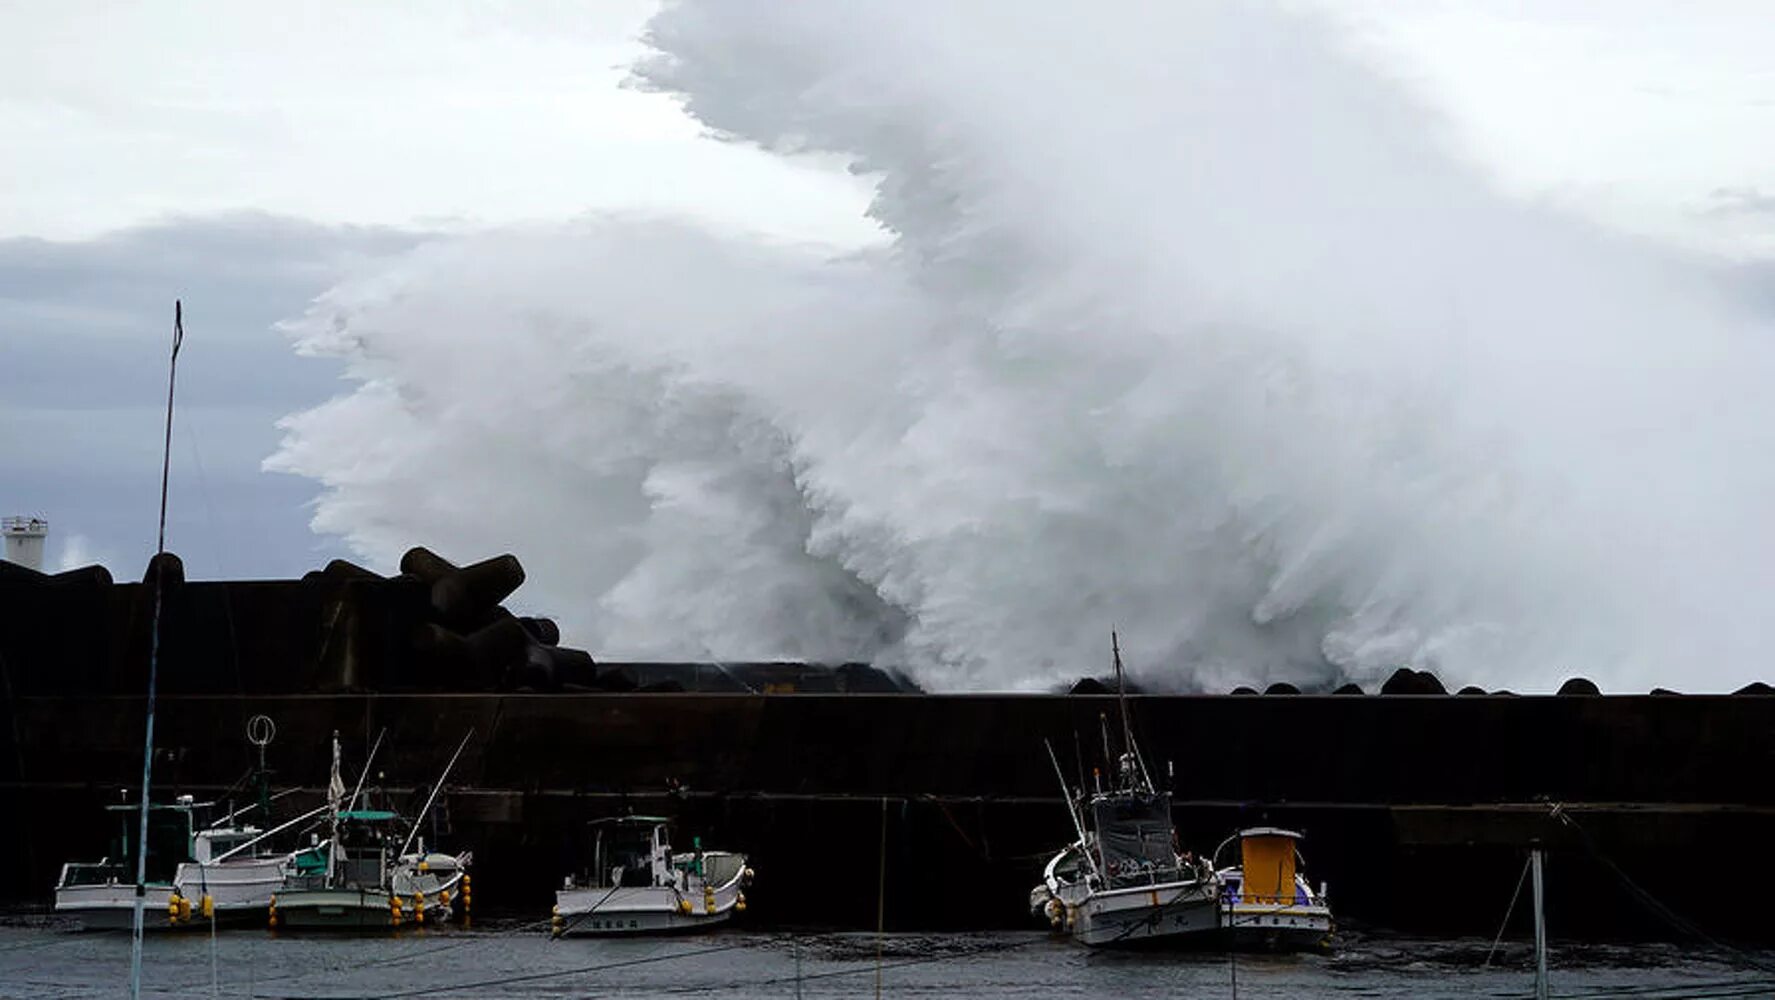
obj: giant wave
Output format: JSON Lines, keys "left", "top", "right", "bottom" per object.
{"left": 268, "top": 2, "right": 1775, "bottom": 692}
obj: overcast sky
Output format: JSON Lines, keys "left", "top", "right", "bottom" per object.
{"left": 2, "top": 0, "right": 1772, "bottom": 580}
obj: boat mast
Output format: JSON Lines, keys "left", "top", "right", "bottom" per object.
{"left": 1044, "top": 740, "right": 1091, "bottom": 859}
{"left": 1109, "top": 631, "right": 1152, "bottom": 792}
{"left": 346, "top": 727, "right": 387, "bottom": 812}
{"left": 129, "top": 301, "right": 182, "bottom": 1000}
{"left": 397, "top": 728, "right": 476, "bottom": 860}
{"left": 1111, "top": 631, "right": 1135, "bottom": 766}
{"left": 1098, "top": 712, "right": 1112, "bottom": 782}
{"left": 208, "top": 803, "right": 331, "bottom": 865}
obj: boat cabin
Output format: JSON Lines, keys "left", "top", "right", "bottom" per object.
{"left": 583, "top": 816, "right": 684, "bottom": 890}
{"left": 1091, "top": 789, "right": 1181, "bottom": 888}
{"left": 285, "top": 809, "right": 403, "bottom": 891}
{"left": 59, "top": 795, "right": 208, "bottom": 889}
{"left": 192, "top": 825, "right": 265, "bottom": 864}
{"left": 1216, "top": 826, "right": 1311, "bottom": 906}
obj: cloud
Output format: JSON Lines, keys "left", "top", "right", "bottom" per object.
{"left": 1, "top": 213, "right": 429, "bottom": 580}
{"left": 1704, "top": 187, "right": 1775, "bottom": 218}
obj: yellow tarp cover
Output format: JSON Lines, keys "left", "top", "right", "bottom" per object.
{"left": 1240, "top": 834, "right": 1296, "bottom": 904}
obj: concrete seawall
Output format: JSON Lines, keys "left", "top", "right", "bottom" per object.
{"left": 4, "top": 551, "right": 1772, "bottom": 939}
{"left": 5, "top": 691, "right": 1772, "bottom": 939}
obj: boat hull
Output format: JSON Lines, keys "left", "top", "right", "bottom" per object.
{"left": 554, "top": 879, "right": 742, "bottom": 937}
{"left": 174, "top": 857, "right": 287, "bottom": 918}
{"left": 54, "top": 883, "right": 176, "bottom": 931}
{"left": 274, "top": 888, "right": 398, "bottom": 930}
{"left": 274, "top": 861, "right": 465, "bottom": 931}
{"left": 55, "top": 855, "right": 289, "bottom": 930}
{"left": 1218, "top": 902, "right": 1334, "bottom": 952}
{"left": 1065, "top": 881, "right": 1222, "bottom": 948}
{"left": 273, "top": 887, "right": 455, "bottom": 930}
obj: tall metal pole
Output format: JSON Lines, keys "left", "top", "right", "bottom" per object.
{"left": 874, "top": 796, "right": 888, "bottom": 1000}
{"left": 1531, "top": 847, "right": 1549, "bottom": 1000}
{"left": 397, "top": 729, "right": 476, "bottom": 859}
{"left": 130, "top": 301, "right": 183, "bottom": 999}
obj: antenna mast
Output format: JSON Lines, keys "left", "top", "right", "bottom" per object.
{"left": 129, "top": 301, "right": 183, "bottom": 1000}
{"left": 1109, "top": 631, "right": 1153, "bottom": 791}
{"left": 1112, "top": 631, "right": 1135, "bottom": 761}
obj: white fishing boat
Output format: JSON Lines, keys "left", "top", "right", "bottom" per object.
{"left": 271, "top": 731, "right": 473, "bottom": 931}
{"left": 166, "top": 824, "right": 298, "bottom": 926}
{"left": 166, "top": 716, "right": 315, "bottom": 926}
{"left": 55, "top": 797, "right": 198, "bottom": 930}
{"left": 1028, "top": 635, "right": 1221, "bottom": 947}
{"left": 1212, "top": 826, "right": 1333, "bottom": 951}
{"left": 55, "top": 800, "right": 300, "bottom": 930}
{"left": 55, "top": 814, "right": 294, "bottom": 930}
{"left": 551, "top": 816, "right": 751, "bottom": 936}
{"left": 273, "top": 816, "right": 469, "bottom": 930}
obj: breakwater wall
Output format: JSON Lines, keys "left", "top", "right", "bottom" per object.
{"left": 3, "top": 551, "right": 1772, "bottom": 941}
{"left": 4, "top": 691, "right": 1773, "bottom": 940}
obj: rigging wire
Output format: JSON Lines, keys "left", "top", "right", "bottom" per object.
{"left": 189, "top": 929, "right": 546, "bottom": 995}
{"left": 549, "top": 882, "right": 625, "bottom": 938}
{"left": 660, "top": 933, "right": 1057, "bottom": 995}
{"left": 1483, "top": 855, "right": 1533, "bottom": 969}
{"left": 369, "top": 939, "right": 751, "bottom": 999}
{"left": 1552, "top": 809, "right": 1775, "bottom": 978}
{"left": 1477, "top": 981, "right": 1775, "bottom": 1000}
{"left": 1537, "top": 976, "right": 1775, "bottom": 1000}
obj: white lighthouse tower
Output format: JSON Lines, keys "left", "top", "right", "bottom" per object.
{"left": 3, "top": 516, "right": 49, "bottom": 571}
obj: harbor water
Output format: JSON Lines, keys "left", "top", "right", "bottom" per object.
{"left": 3, "top": 918, "right": 1771, "bottom": 999}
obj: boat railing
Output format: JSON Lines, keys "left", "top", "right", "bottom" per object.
{"left": 281, "top": 871, "right": 330, "bottom": 893}
{"left": 1103, "top": 858, "right": 1194, "bottom": 889}
{"left": 283, "top": 855, "right": 384, "bottom": 893}
{"left": 699, "top": 851, "right": 747, "bottom": 887}
{"left": 341, "top": 857, "right": 384, "bottom": 889}
{"left": 1220, "top": 881, "right": 1315, "bottom": 908}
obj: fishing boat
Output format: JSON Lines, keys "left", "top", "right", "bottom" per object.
{"left": 58, "top": 818, "right": 315, "bottom": 934}
{"left": 166, "top": 821, "right": 302, "bottom": 926}
{"left": 56, "top": 796, "right": 200, "bottom": 930}
{"left": 551, "top": 815, "right": 752, "bottom": 936}
{"left": 273, "top": 814, "right": 469, "bottom": 929}
{"left": 57, "top": 717, "right": 309, "bottom": 931}
{"left": 55, "top": 803, "right": 298, "bottom": 930}
{"left": 1211, "top": 826, "right": 1334, "bottom": 951}
{"left": 270, "top": 731, "right": 472, "bottom": 931}
{"left": 165, "top": 715, "right": 316, "bottom": 926}
{"left": 1028, "top": 635, "right": 1221, "bottom": 947}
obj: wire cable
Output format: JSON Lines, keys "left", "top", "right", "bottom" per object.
{"left": 363, "top": 939, "right": 752, "bottom": 999}
{"left": 1553, "top": 810, "right": 1775, "bottom": 977}
{"left": 1483, "top": 856, "right": 1532, "bottom": 969}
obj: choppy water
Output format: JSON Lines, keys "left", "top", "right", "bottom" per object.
{"left": 3, "top": 919, "right": 1772, "bottom": 999}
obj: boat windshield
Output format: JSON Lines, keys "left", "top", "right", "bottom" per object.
{"left": 590, "top": 820, "right": 669, "bottom": 888}
{"left": 1092, "top": 791, "right": 1178, "bottom": 886}
{"left": 92, "top": 803, "right": 197, "bottom": 883}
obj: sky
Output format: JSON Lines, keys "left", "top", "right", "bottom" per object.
{"left": 2, "top": 0, "right": 1773, "bottom": 589}
{"left": 0, "top": 1, "right": 879, "bottom": 246}
{"left": 2, "top": 2, "right": 1770, "bottom": 254}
